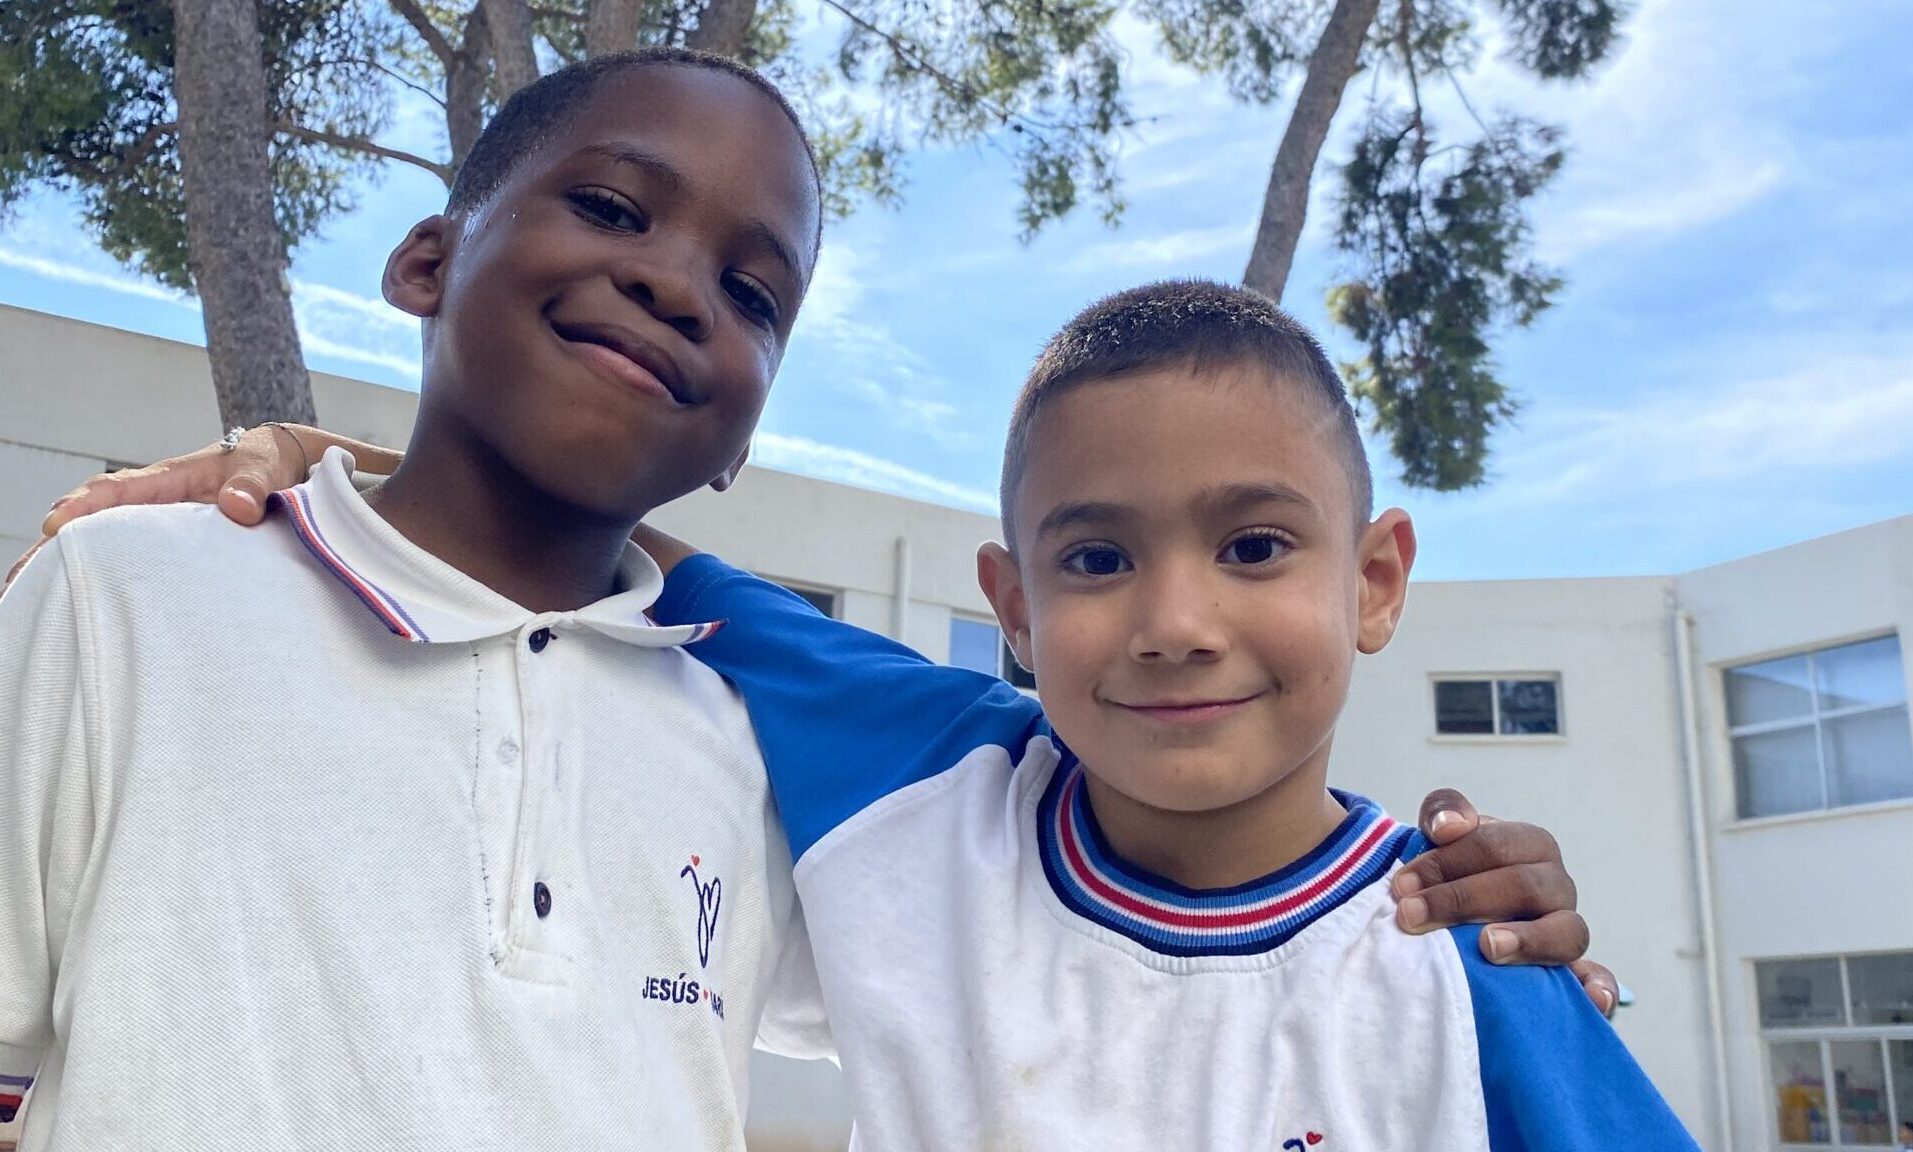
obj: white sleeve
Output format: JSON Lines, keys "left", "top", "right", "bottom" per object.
{"left": 0, "top": 536, "right": 98, "bottom": 1116}
{"left": 754, "top": 900, "right": 836, "bottom": 1063}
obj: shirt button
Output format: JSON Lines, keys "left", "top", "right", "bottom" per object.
{"left": 533, "top": 881, "right": 552, "bottom": 918}
{"left": 497, "top": 737, "right": 519, "bottom": 764}
{"left": 528, "top": 628, "right": 552, "bottom": 653}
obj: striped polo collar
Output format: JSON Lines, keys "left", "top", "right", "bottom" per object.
{"left": 1036, "top": 756, "right": 1412, "bottom": 958}
{"left": 269, "top": 447, "right": 723, "bottom": 648}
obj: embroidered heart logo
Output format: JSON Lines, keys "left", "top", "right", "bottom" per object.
{"left": 691, "top": 855, "right": 701, "bottom": 867}
{"left": 1307, "top": 1134, "right": 1323, "bottom": 1146}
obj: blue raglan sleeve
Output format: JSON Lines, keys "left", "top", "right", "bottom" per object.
{"left": 1449, "top": 923, "right": 1699, "bottom": 1151}
{"left": 652, "top": 552, "right": 1047, "bottom": 863}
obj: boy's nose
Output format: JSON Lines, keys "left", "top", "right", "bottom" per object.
{"left": 1127, "top": 568, "right": 1228, "bottom": 664}
{"left": 617, "top": 248, "right": 714, "bottom": 343}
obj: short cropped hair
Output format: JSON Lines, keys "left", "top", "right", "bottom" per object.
{"left": 1000, "top": 279, "right": 1373, "bottom": 551}
{"left": 446, "top": 48, "right": 822, "bottom": 241}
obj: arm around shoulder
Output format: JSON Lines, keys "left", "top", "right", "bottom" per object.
{"left": 653, "top": 553, "right": 1046, "bottom": 861}
{"left": 0, "top": 536, "right": 99, "bottom": 1098}
{"left": 1451, "top": 924, "right": 1699, "bottom": 1152}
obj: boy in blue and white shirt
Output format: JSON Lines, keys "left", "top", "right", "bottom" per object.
{"left": 650, "top": 281, "right": 1695, "bottom": 1150}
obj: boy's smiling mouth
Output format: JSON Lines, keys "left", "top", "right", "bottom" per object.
{"left": 1107, "top": 692, "right": 1267, "bottom": 725}
{"left": 550, "top": 319, "right": 691, "bottom": 405}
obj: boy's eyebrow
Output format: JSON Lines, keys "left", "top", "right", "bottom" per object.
{"left": 1033, "top": 482, "right": 1318, "bottom": 542}
{"left": 1194, "top": 481, "right": 1319, "bottom": 516}
{"left": 582, "top": 143, "right": 686, "bottom": 194}
{"left": 1034, "top": 501, "right": 1133, "bottom": 541}
{"left": 581, "top": 143, "right": 804, "bottom": 288}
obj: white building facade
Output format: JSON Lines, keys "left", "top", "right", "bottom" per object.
{"left": 2, "top": 304, "right": 1909, "bottom": 1151}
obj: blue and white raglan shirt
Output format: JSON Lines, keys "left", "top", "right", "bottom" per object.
{"left": 656, "top": 555, "right": 1699, "bottom": 1152}
{"left": 0, "top": 449, "right": 797, "bottom": 1151}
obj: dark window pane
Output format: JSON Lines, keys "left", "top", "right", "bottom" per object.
{"left": 1435, "top": 680, "right": 1493, "bottom": 734}
{"left": 948, "top": 618, "right": 1000, "bottom": 676}
{"left": 1849, "top": 953, "right": 1913, "bottom": 1026}
{"left": 1000, "top": 640, "right": 1036, "bottom": 690}
{"left": 1771, "top": 1040, "right": 1831, "bottom": 1145}
{"left": 1498, "top": 679, "right": 1560, "bottom": 734}
{"left": 1888, "top": 1041, "right": 1913, "bottom": 1136}
{"left": 1727, "top": 654, "right": 1814, "bottom": 728}
{"left": 1822, "top": 706, "right": 1913, "bottom": 808}
{"left": 1815, "top": 635, "right": 1907, "bottom": 712}
{"left": 1830, "top": 1040, "right": 1892, "bottom": 1145}
{"left": 1757, "top": 958, "right": 1847, "bottom": 1027}
{"left": 1735, "top": 726, "right": 1824, "bottom": 819}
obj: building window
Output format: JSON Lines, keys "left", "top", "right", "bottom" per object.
{"left": 1726, "top": 635, "right": 1913, "bottom": 820}
{"left": 946, "top": 616, "right": 1035, "bottom": 689}
{"left": 1758, "top": 952, "right": 1913, "bottom": 1147}
{"left": 1432, "top": 676, "right": 1561, "bottom": 735}
{"left": 770, "top": 581, "right": 838, "bottom": 619}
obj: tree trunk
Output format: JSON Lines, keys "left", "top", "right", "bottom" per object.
{"left": 1241, "top": 0, "right": 1380, "bottom": 302}
{"left": 481, "top": 0, "right": 539, "bottom": 97}
{"left": 171, "top": 0, "right": 315, "bottom": 427}
{"left": 683, "top": 0, "right": 757, "bottom": 57}
{"left": 445, "top": 5, "right": 494, "bottom": 174}
{"left": 585, "top": 0, "right": 643, "bottom": 57}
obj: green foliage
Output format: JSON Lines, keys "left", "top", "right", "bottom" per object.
{"left": 1131, "top": 0, "right": 1311, "bottom": 102}
{"left": 1329, "top": 111, "right": 1564, "bottom": 490}
{"left": 1493, "top": 0, "right": 1620, "bottom": 78}
{"left": 0, "top": 0, "right": 386, "bottom": 291}
{"left": 822, "top": 0, "right": 1131, "bottom": 236}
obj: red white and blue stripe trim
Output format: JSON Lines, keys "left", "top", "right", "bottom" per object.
{"left": 0, "top": 1071, "right": 32, "bottom": 1122}
{"left": 269, "top": 487, "right": 429, "bottom": 642}
{"left": 1037, "top": 759, "right": 1412, "bottom": 958}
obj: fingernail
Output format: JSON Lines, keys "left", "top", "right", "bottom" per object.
{"left": 1597, "top": 988, "right": 1616, "bottom": 1016}
{"left": 1398, "top": 897, "right": 1427, "bottom": 931}
{"left": 1430, "top": 810, "right": 1465, "bottom": 838}
{"left": 1484, "top": 927, "right": 1516, "bottom": 962}
{"left": 229, "top": 490, "right": 260, "bottom": 515}
{"left": 1392, "top": 870, "right": 1424, "bottom": 898}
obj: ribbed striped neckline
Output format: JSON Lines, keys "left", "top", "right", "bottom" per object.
{"left": 1036, "top": 758, "right": 1412, "bottom": 958}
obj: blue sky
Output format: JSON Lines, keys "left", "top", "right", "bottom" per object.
{"left": 2, "top": 0, "right": 1909, "bottom": 580}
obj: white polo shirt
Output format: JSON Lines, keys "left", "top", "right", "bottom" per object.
{"left": 0, "top": 449, "right": 798, "bottom": 1151}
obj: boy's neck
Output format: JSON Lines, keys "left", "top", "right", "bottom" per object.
{"left": 1081, "top": 751, "right": 1347, "bottom": 890}
{"left": 365, "top": 430, "right": 645, "bottom": 615}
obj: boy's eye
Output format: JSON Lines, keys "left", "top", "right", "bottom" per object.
{"left": 724, "top": 272, "right": 780, "bottom": 327}
{"left": 1220, "top": 532, "right": 1290, "bottom": 566}
{"left": 1061, "top": 546, "right": 1130, "bottom": 577}
{"left": 570, "top": 188, "right": 646, "bottom": 232}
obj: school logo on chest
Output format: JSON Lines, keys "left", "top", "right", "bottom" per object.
{"left": 640, "top": 854, "right": 727, "bottom": 1020}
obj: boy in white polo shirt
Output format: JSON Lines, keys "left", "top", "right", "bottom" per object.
{"left": 639, "top": 281, "right": 1692, "bottom": 1149}
{"left": 0, "top": 49, "right": 822, "bottom": 1150}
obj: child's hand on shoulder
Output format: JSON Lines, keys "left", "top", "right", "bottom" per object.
{"left": 1393, "top": 788, "right": 1621, "bottom": 1017}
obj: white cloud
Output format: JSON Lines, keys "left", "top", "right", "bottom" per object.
{"left": 1477, "top": 348, "right": 1913, "bottom": 507}
{"left": 788, "top": 242, "right": 968, "bottom": 445}
{"left": 0, "top": 241, "right": 420, "bottom": 380}
{"left": 0, "top": 247, "right": 192, "bottom": 307}
{"left": 752, "top": 431, "right": 997, "bottom": 512}
{"left": 1063, "top": 221, "right": 1254, "bottom": 273}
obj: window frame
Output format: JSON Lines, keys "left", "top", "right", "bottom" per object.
{"left": 765, "top": 578, "right": 840, "bottom": 620}
{"left": 1428, "top": 673, "right": 1565, "bottom": 740}
{"left": 1724, "top": 633, "right": 1912, "bottom": 821}
{"left": 1757, "top": 951, "right": 1913, "bottom": 1150}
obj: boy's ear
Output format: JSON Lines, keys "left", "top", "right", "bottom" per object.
{"left": 1355, "top": 508, "right": 1417, "bottom": 655}
{"left": 709, "top": 441, "right": 751, "bottom": 492}
{"left": 383, "top": 215, "right": 454, "bottom": 319}
{"left": 976, "top": 541, "right": 1035, "bottom": 673}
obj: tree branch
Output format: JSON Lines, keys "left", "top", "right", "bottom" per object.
{"left": 684, "top": 0, "right": 756, "bottom": 57}
{"left": 306, "top": 56, "right": 448, "bottom": 108}
{"left": 387, "top": 0, "right": 456, "bottom": 67}
{"left": 813, "top": 0, "right": 1058, "bottom": 134}
{"left": 481, "top": 0, "right": 540, "bottom": 95}
{"left": 274, "top": 120, "right": 453, "bottom": 182}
